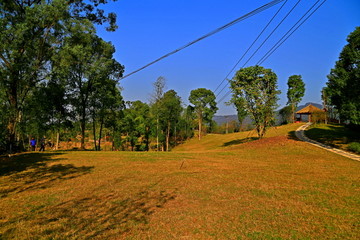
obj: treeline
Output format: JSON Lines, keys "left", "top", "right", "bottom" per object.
{"left": 0, "top": 1, "right": 223, "bottom": 153}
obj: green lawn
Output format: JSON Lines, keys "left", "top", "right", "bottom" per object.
{"left": 1, "top": 124, "right": 359, "bottom": 239}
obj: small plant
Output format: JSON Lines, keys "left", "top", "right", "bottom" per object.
{"left": 348, "top": 142, "right": 360, "bottom": 154}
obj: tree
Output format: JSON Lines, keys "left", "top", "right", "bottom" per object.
{"left": 325, "top": 27, "right": 360, "bottom": 126}
{"left": 121, "top": 101, "right": 150, "bottom": 151}
{"left": 159, "top": 90, "right": 182, "bottom": 151}
{"left": 287, "top": 75, "right": 305, "bottom": 122}
{"left": 150, "top": 76, "right": 166, "bottom": 151}
{"left": 0, "top": 0, "right": 118, "bottom": 150}
{"left": 189, "top": 88, "right": 218, "bottom": 140}
{"left": 229, "top": 66, "right": 280, "bottom": 139}
{"left": 279, "top": 105, "right": 292, "bottom": 125}
{"left": 54, "top": 23, "right": 123, "bottom": 149}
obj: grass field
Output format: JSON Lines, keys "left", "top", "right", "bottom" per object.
{"left": 1, "top": 124, "right": 359, "bottom": 239}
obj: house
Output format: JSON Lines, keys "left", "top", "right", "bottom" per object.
{"left": 296, "top": 104, "right": 325, "bottom": 122}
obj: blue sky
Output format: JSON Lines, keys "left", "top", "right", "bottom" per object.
{"left": 96, "top": 0, "right": 359, "bottom": 115}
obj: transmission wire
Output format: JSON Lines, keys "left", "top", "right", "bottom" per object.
{"left": 216, "top": 0, "right": 327, "bottom": 105}
{"left": 121, "top": 0, "right": 286, "bottom": 80}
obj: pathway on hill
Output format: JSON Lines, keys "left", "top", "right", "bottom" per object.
{"left": 295, "top": 123, "right": 360, "bottom": 162}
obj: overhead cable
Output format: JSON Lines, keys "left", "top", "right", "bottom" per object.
{"left": 213, "top": 0, "right": 289, "bottom": 96}
{"left": 216, "top": 0, "right": 302, "bottom": 98}
{"left": 120, "top": 0, "right": 286, "bottom": 80}
{"left": 216, "top": 0, "right": 327, "bottom": 105}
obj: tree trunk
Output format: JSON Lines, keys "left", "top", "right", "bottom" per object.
{"left": 81, "top": 118, "right": 86, "bottom": 150}
{"left": 98, "top": 118, "right": 104, "bottom": 151}
{"left": 156, "top": 117, "right": 159, "bottom": 151}
{"left": 166, "top": 120, "right": 170, "bottom": 151}
{"left": 198, "top": 111, "right": 202, "bottom": 140}
{"left": 92, "top": 117, "right": 97, "bottom": 151}
{"left": 56, "top": 132, "right": 60, "bottom": 150}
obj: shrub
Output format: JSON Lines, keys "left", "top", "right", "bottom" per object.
{"left": 348, "top": 142, "right": 360, "bottom": 154}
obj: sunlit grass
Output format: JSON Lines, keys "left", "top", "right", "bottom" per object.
{"left": 1, "top": 123, "right": 359, "bottom": 239}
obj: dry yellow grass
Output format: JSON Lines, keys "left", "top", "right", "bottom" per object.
{"left": 1, "top": 123, "right": 359, "bottom": 239}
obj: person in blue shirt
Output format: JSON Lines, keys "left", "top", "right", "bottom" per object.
{"left": 30, "top": 138, "right": 36, "bottom": 151}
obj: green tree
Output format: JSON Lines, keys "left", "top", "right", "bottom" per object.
{"left": 150, "top": 76, "right": 166, "bottom": 151}
{"left": 279, "top": 105, "right": 292, "bottom": 125}
{"left": 189, "top": 88, "right": 218, "bottom": 140}
{"left": 159, "top": 90, "right": 182, "bottom": 151}
{"left": 90, "top": 82, "right": 124, "bottom": 151}
{"left": 287, "top": 75, "right": 305, "bottom": 122}
{"left": 121, "top": 101, "right": 150, "bottom": 151}
{"left": 0, "top": 0, "right": 118, "bottom": 150}
{"left": 229, "top": 66, "right": 280, "bottom": 139}
{"left": 325, "top": 27, "right": 360, "bottom": 126}
{"left": 54, "top": 23, "right": 123, "bottom": 149}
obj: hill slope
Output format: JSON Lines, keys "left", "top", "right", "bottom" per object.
{"left": 174, "top": 123, "right": 303, "bottom": 152}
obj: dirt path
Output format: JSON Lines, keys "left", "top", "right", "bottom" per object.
{"left": 295, "top": 123, "right": 360, "bottom": 162}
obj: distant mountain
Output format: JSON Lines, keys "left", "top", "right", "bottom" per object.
{"left": 213, "top": 115, "right": 253, "bottom": 127}
{"left": 213, "top": 102, "right": 322, "bottom": 126}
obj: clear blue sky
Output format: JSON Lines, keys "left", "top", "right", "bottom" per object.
{"left": 96, "top": 0, "right": 360, "bottom": 115}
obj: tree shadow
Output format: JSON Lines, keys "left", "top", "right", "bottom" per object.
{"left": 0, "top": 153, "right": 64, "bottom": 176}
{"left": 288, "top": 131, "right": 302, "bottom": 141}
{"left": 2, "top": 187, "right": 177, "bottom": 239}
{"left": 222, "top": 137, "right": 259, "bottom": 147}
{"left": 0, "top": 153, "right": 94, "bottom": 198}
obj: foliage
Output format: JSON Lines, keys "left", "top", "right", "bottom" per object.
{"left": 53, "top": 23, "right": 124, "bottom": 149}
{"left": 229, "top": 66, "right": 280, "bottom": 139}
{"left": 348, "top": 142, "right": 360, "bottom": 154}
{"left": 279, "top": 105, "right": 292, "bottom": 125}
{"left": 0, "top": 0, "right": 119, "bottom": 150}
{"left": 159, "top": 90, "right": 182, "bottom": 151}
{"left": 188, "top": 88, "right": 218, "bottom": 140}
{"left": 150, "top": 76, "right": 166, "bottom": 151}
{"left": 324, "top": 27, "right": 360, "bottom": 126}
{"left": 287, "top": 75, "right": 305, "bottom": 122}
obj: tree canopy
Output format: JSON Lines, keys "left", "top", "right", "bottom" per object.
{"left": 324, "top": 26, "right": 360, "bottom": 126}
{"left": 287, "top": 75, "right": 305, "bottom": 122}
{"left": 229, "top": 66, "right": 280, "bottom": 139}
{"left": 189, "top": 88, "right": 218, "bottom": 140}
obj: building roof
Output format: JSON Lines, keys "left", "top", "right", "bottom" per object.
{"left": 296, "top": 104, "right": 324, "bottom": 114}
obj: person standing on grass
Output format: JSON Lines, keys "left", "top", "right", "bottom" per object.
{"left": 30, "top": 138, "right": 36, "bottom": 151}
{"left": 39, "top": 137, "right": 46, "bottom": 152}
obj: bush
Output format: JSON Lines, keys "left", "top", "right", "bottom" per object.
{"left": 348, "top": 142, "right": 360, "bottom": 154}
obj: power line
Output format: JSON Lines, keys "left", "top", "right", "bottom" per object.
{"left": 216, "top": 0, "right": 327, "bottom": 105}
{"left": 213, "top": 0, "right": 289, "bottom": 96}
{"left": 121, "top": 0, "right": 286, "bottom": 80}
{"left": 257, "top": 0, "right": 326, "bottom": 65}
{"left": 216, "top": 0, "right": 302, "bottom": 99}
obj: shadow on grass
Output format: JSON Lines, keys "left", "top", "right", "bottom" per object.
{"left": 288, "top": 131, "right": 302, "bottom": 141}
{"left": 0, "top": 153, "right": 93, "bottom": 198}
{"left": 222, "top": 137, "right": 258, "bottom": 147}
{"left": 2, "top": 187, "right": 177, "bottom": 239}
{"left": 306, "top": 125, "right": 360, "bottom": 144}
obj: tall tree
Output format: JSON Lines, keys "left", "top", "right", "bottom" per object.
{"left": 121, "top": 101, "right": 150, "bottom": 151}
{"left": 54, "top": 23, "right": 123, "bottom": 149}
{"left": 150, "top": 76, "right": 166, "bottom": 151}
{"left": 189, "top": 88, "right": 218, "bottom": 140}
{"left": 325, "top": 27, "right": 360, "bottom": 126}
{"left": 229, "top": 66, "right": 280, "bottom": 139}
{"left": 159, "top": 90, "right": 182, "bottom": 151}
{"left": 287, "top": 75, "right": 305, "bottom": 122}
{"left": 0, "top": 0, "right": 118, "bottom": 150}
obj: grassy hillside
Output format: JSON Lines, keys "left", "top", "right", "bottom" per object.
{"left": 1, "top": 123, "right": 359, "bottom": 239}
{"left": 174, "top": 123, "right": 303, "bottom": 152}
